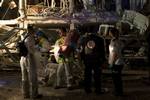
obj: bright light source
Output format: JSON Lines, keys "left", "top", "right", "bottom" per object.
{"left": 9, "top": 0, "right": 17, "bottom": 9}
{"left": 0, "top": 0, "right": 4, "bottom": 7}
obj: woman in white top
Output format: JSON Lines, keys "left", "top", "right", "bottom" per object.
{"left": 108, "top": 27, "right": 124, "bottom": 96}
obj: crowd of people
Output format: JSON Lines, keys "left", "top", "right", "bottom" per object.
{"left": 19, "top": 25, "right": 125, "bottom": 99}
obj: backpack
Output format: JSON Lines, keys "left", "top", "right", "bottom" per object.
{"left": 16, "top": 35, "right": 28, "bottom": 57}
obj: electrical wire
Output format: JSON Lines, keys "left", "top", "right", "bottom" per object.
{"left": 2, "top": 5, "right": 10, "bottom": 20}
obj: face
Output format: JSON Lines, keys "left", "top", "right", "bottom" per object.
{"left": 109, "top": 31, "right": 113, "bottom": 38}
{"left": 28, "top": 28, "right": 34, "bottom": 34}
{"left": 58, "top": 29, "right": 66, "bottom": 36}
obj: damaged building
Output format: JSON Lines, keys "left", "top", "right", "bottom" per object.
{"left": 0, "top": 0, "right": 149, "bottom": 86}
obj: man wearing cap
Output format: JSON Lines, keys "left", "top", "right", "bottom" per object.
{"left": 20, "top": 25, "right": 42, "bottom": 99}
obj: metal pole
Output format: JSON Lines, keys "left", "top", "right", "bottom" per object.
{"left": 0, "top": 0, "right": 4, "bottom": 7}
{"left": 19, "top": 0, "right": 27, "bottom": 39}
{"left": 51, "top": 0, "right": 55, "bottom": 8}
{"left": 2, "top": 5, "right": 10, "bottom": 20}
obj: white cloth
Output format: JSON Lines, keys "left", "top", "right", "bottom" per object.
{"left": 108, "top": 38, "right": 124, "bottom": 65}
{"left": 53, "top": 44, "right": 61, "bottom": 63}
{"left": 20, "top": 34, "right": 39, "bottom": 97}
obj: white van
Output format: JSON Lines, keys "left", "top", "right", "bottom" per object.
{"left": 98, "top": 24, "right": 114, "bottom": 38}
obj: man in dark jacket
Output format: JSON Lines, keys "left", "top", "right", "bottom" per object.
{"left": 78, "top": 33, "right": 106, "bottom": 94}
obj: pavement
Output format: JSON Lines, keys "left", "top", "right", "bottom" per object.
{"left": 0, "top": 69, "right": 150, "bottom": 100}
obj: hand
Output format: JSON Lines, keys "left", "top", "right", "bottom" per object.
{"left": 59, "top": 54, "right": 64, "bottom": 58}
{"left": 101, "top": 62, "right": 108, "bottom": 69}
{"left": 109, "top": 64, "right": 114, "bottom": 69}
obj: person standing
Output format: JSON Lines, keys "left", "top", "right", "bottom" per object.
{"left": 20, "top": 25, "right": 42, "bottom": 99}
{"left": 54, "top": 27, "right": 73, "bottom": 90}
{"left": 35, "top": 30, "right": 51, "bottom": 85}
{"left": 78, "top": 32, "right": 106, "bottom": 94}
{"left": 146, "top": 27, "right": 150, "bottom": 81}
{"left": 108, "top": 28, "right": 124, "bottom": 96}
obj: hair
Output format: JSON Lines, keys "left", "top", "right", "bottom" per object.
{"left": 59, "top": 27, "right": 67, "bottom": 33}
{"left": 27, "top": 25, "right": 35, "bottom": 34}
{"left": 109, "top": 27, "right": 119, "bottom": 38}
{"left": 27, "top": 25, "right": 34, "bottom": 30}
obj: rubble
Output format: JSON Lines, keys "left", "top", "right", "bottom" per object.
{"left": 27, "top": 5, "right": 120, "bottom": 24}
{"left": 41, "top": 61, "right": 84, "bottom": 87}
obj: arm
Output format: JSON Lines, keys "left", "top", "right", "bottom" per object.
{"left": 25, "top": 36, "right": 36, "bottom": 54}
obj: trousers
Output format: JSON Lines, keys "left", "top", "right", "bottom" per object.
{"left": 20, "top": 54, "right": 39, "bottom": 98}
{"left": 84, "top": 61, "right": 102, "bottom": 92}
{"left": 56, "top": 58, "right": 73, "bottom": 87}
{"left": 111, "top": 64, "right": 123, "bottom": 95}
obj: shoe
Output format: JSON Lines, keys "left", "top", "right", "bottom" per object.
{"left": 85, "top": 89, "right": 92, "bottom": 94}
{"left": 31, "top": 94, "right": 43, "bottom": 99}
{"left": 95, "top": 90, "right": 105, "bottom": 95}
{"left": 95, "top": 87, "right": 109, "bottom": 95}
{"left": 23, "top": 93, "right": 30, "bottom": 99}
{"left": 114, "top": 93, "right": 124, "bottom": 96}
{"left": 23, "top": 95, "right": 30, "bottom": 99}
{"left": 54, "top": 86, "right": 63, "bottom": 89}
{"left": 67, "top": 86, "right": 74, "bottom": 90}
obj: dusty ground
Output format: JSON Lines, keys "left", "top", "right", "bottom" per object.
{"left": 0, "top": 69, "right": 150, "bottom": 100}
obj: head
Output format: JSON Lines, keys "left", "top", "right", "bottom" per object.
{"left": 57, "top": 27, "right": 67, "bottom": 36}
{"left": 109, "top": 27, "right": 119, "bottom": 38}
{"left": 68, "top": 29, "right": 80, "bottom": 42}
{"left": 27, "top": 25, "right": 35, "bottom": 34}
{"left": 36, "top": 30, "right": 44, "bottom": 37}
{"left": 69, "top": 29, "right": 79, "bottom": 36}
